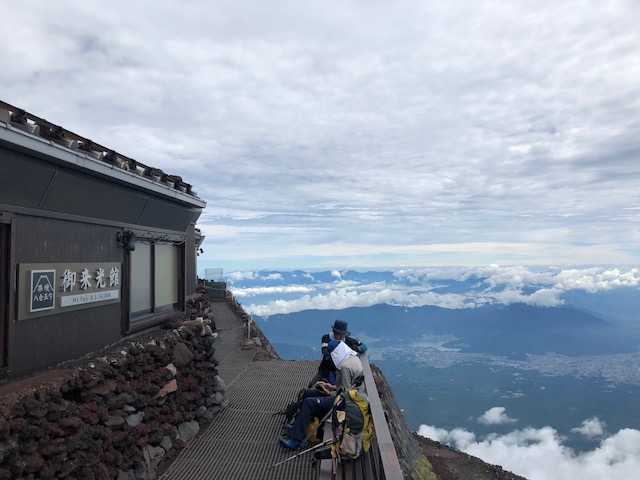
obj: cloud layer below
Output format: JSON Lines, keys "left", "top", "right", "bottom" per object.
{"left": 228, "top": 265, "right": 640, "bottom": 316}
{"left": 419, "top": 414, "right": 640, "bottom": 480}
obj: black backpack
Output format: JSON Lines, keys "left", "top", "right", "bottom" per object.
{"left": 277, "top": 388, "right": 306, "bottom": 425}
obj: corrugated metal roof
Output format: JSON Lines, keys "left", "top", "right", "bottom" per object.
{"left": 0, "top": 100, "right": 205, "bottom": 208}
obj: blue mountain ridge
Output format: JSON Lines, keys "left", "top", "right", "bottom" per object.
{"left": 254, "top": 303, "right": 640, "bottom": 359}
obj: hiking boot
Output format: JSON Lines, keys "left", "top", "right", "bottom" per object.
{"left": 279, "top": 438, "right": 300, "bottom": 450}
{"left": 282, "top": 423, "right": 293, "bottom": 431}
{"left": 314, "top": 447, "right": 332, "bottom": 460}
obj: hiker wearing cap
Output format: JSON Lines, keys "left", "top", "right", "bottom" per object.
{"left": 280, "top": 340, "right": 364, "bottom": 450}
{"left": 307, "top": 319, "right": 367, "bottom": 388}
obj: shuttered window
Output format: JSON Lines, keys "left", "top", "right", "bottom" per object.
{"left": 128, "top": 241, "right": 183, "bottom": 326}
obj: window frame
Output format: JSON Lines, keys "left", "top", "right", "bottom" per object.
{"left": 124, "top": 239, "right": 185, "bottom": 333}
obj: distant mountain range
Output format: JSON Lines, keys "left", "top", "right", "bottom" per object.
{"left": 229, "top": 267, "right": 640, "bottom": 359}
{"left": 254, "top": 303, "right": 640, "bottom": 359}
{"left": 237, "top": 267, "right": 640, "bottom": 478}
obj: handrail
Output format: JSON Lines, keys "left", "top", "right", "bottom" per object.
{"left": 318, "top": 352, "right": 405, "bottom": 480}
{"left": 216, "top": 290, "right": 406, "bottom": 479}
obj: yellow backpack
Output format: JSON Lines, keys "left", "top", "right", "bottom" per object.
{"left": 332, "top": 389, "right": 373, "bottom": 460}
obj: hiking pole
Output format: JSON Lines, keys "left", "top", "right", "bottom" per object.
{"left": 270, "top": 436, "right": 339, "bottom": 469}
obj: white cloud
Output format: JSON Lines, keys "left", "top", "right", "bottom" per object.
{"left": 243, "top": 286, "right": 472, "bottom": 316}
{"left": 263, "top": 273, "right": 283, "bottom": 281}
{"left": 488, "top": 286, "right": 565, "bottom": 307}
{"left": 230, "top": 285, "right": 314, "bottom": 298}
{"left": 478, "top": 407, "right": 517, "bottom": 425}
{"left": 3, "top": 1, "right": 640, "bottom": 270}
{"left": 419, "top": 425, "right": 477, "bottom": 449}
{"left": 418, "top": 424, "right": 640, "bottom": 480}
{"left": 234, "top": 265, "right": 640, "bottom": 316}
{"left": 246, "top": 288, "right": 400, "bottom": 316}
{"left": 572, "top": 417, "right": 606, "bottom": 438}
{"left": 226, "top": 271, "right": 258, "bottom": 282}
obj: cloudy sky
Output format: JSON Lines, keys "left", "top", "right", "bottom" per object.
{"left": 2, "top": 0, "right": 639, "bottom": 271}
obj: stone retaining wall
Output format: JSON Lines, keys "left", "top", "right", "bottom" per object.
{"left": 0, "top": 295, "right": 226, "bottom": 480}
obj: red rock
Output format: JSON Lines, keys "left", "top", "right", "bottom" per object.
{"left": 156, "top": 379, "right": 178, "bottom": 398}
{"left": 59, "top": 416, "right": 85, "bottom": 429}
{"left": 38, "top": 437, "right": 67, "bottom": 457}
{"left": 22, "top": 452, "right": 45, "bottom": 473}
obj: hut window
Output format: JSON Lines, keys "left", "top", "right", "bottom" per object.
{"left": 129, "top": 241, "right": 182, "bottom": 323}
{"left": 154, "top": 244, "right": 179, "bottom": 312}
{"left": 130, "top": 243, "right": 152, "bottom": 315}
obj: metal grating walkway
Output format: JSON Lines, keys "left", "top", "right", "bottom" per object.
{"left": 160, "top": 302, "right": 322, "bottom": 480}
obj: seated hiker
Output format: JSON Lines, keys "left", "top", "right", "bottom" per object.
{"left": 280, "top": 339, "right": 364, "bottom": 450}
{"left": 279, "top": 321, "right": 367, "bottom": 428}
{"left": 278, "top": 371, "right": 336, "bottom": 431}
{"left": 308, "top": 319, "right": 367, "bottom": 388}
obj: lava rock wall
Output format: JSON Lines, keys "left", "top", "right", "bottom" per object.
{"left": 0, "top": 300, "right": 225, "bottom": 480}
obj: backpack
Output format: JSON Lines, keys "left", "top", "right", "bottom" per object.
{"left": 275, "top": 387, "right": 305, "bottom": 426}
{"left": 331, "top": 389, "right": 373, "bottom": 460}
{"left": 278, "top": 385, "right": 327, "bottom": 423}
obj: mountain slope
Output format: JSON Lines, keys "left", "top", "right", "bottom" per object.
{"left": 255, "top": 303, "right": 639, "bottom": 358}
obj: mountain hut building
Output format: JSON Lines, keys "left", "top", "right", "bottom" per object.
{"left": 0, "top": 100, "right": 206, "bottom": 379}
